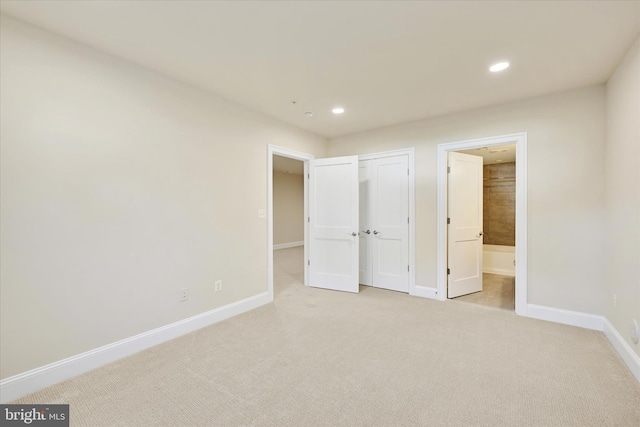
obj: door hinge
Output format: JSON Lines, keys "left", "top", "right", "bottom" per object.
{"left": 308, "top": 173, "right": 310, "bottom": 179}
{"left": 407, "top": 168, "right": 409, "bottom": 176}
{"left": 447, "top": 268, "right": 450, "bottom": 275}
{"left": 407, "top": 217, "right": 409, "bottom": 224}
{"left": 407, "top": 265, "right": 410, "bottom": 272}
{"left": 447, "top": 166, "right": 451, "bottom": 173}
{"left": 308, "top": 217, "right": 310, "bottom": 223}
{"left": 447, "top": 217, "right": 450, "bottom": 224}
{"left": 308, "top": 260, "right": 310, "bottom": 266}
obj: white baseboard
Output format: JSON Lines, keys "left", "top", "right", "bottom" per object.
{"left": 273, "top": 241, "right": 303, "bottom": 250}
{"left": 603, "top": 318, "right": 640, "bottom": 383}
{"left": 0, "top": 292, "right": 272, "bottom": 403}
{"left": 412, "top": 285, "right": 440, "bottom": 300}
{"left": 483, "top": 268, "right": 515, "bottom": 277}
{"left": 526, "top": 304, "right": 604, "bottom": 331}
{"left": 525, "top": 305, "right": 639, "bottom": 383}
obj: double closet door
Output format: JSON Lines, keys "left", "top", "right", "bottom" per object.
{"left": 359, "top": 155, "right": 409, "bottom": 293}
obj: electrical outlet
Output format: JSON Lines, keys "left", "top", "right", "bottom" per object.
{"left": 613, "top": 293, "right": 617, "bottom": 307}
{"left": 214, "top": 280, "right": 222, "bottom": 292}
{"left": 631, "top": 319, "right": 639, "bottom": 345}
{"left": 258, "top": 209, "right": 266, "bottom": 219}
{"left": 180, "top": 288, "right": 189, "bottom": 302}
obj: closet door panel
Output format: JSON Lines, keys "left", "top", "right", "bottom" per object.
{"left": 358, "top": 160, "right": 372, "bottom": 285}
{"left": 371, "top": 155, "right": 409, "bottom": 292}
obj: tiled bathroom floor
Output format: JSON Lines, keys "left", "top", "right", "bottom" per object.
{"left": 452, "top": 273, "right": 515, "bottom": 311}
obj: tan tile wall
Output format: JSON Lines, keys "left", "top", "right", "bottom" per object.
{"left": 483, "top": 162, "right": 516, "bottom": 246}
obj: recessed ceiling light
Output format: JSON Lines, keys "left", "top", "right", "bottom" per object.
{"left": 332, "top": 107, "right": 345, "bottom": 114}
{"left": 495, "top": 159, "right": 503, "bottom": 162}
{"left": 304, "top": 111, "right": 313, "bottom": 118}
{"left": 489, "top": 62, "right": 510, "bottom": 72}
{"left": 490, "top": 148, "right": 507, "bottom": 153}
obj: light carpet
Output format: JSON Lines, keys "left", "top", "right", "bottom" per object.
{"left": 11, "top": 247, "right": 640, "bottom": 426}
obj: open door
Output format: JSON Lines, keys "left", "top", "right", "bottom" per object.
{"left": 308, "top": 156, "right": 360, "bottom": 293}
{"left": 447, "top": 152, "right": 483, "bottom": 298}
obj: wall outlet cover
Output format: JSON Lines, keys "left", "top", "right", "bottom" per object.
{"left": 631, "top": 319, "right": 639, "bottom": 344}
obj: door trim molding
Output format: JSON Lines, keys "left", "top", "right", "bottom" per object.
{"left": 267, "top": 145, "right": 314, "bottom": 301}
{"left": 359, "top": 148, "right": 416, "bottom": 295}
{"left": 436, "top": 133, "right": 528, "bottom": 315}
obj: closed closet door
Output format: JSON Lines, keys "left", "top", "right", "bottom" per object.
{"left": 359, "top": 155, "right": 409, "bottom": 292}
{"left": 359, "top": 160, "right": 373, "bottom": 285}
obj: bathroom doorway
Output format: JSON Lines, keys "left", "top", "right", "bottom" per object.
{"left": 436, "top": 133, "right": 528, "bottom": 316}
{"left": 452, "top": 144, "right": 516, "bottom": 310}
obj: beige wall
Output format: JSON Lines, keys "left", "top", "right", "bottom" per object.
{"left": 328, "top": 85, "right": 607, "bottom": 315}
{"left": 605, "top": 37, "right": 640, "bottom": 356}
{"left": 2, "top": 11, "right": 634, "bottom": 382}
{"left": 273, "top": 171, "right": 304, "bottom": 245}
{"left": 0, "top": 16, "right": 327, "bottom": 379}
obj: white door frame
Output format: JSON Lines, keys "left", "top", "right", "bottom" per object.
{"left": 268, "top": 146, "right": 416, "bottom": 299}
{"left": 267, "top": 145, "right": 314, "bottom": 301}
{"left": 358, "top": 148, "right": 416, "bottom": 296}
{"left": 436, "top": 133, "right": 528, "bottom": 316}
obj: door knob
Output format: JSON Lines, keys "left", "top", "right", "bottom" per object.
{"left": 350, "top": 232, "right": 357, "bottom": 237}
{"left": 362, "top": 230, "right": 371, "bottom": 234}
{"left": 373, "top": 230, "right": 380, "bottom": 235}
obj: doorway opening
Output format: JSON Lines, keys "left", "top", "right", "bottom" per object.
{"left": 451, "top": 144, "right": 517, "bottom": 310}
{"left": 437, "top": 133, "right": 528, "bottom": 316}
{"left": 267, "top": 145, "right": 314, "bottom": 301}
{"left": 272, "top": 154, "right": 306, "bottom": 298}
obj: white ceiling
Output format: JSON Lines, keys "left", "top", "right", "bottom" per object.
{"left": 1, "top": 1, "right": 638, "bottom": 138}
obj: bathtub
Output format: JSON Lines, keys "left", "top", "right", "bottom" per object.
{"left": 483, "top": 244, "right": 515, "bottom": 276}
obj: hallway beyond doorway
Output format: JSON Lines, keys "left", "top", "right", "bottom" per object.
{"left": 273, "top": 246, "right": 304, "bottom": 297}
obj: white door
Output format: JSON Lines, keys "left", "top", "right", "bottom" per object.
{"left": 308, "top": 156, "right": 360, "bottom": 293}
{"left": 359, "top": 155, "right": 409, "bottom": 292}
{"left": 447, "top": 152, "right": 483, "bottom": 298}
{"left": 371, "top": 155, "right": 409, "bottom": 292}
{"left": 359, "top": 160, "right": 373, "bottom": 285}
